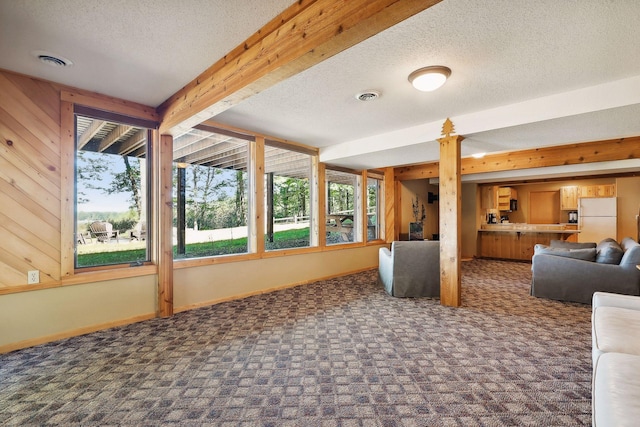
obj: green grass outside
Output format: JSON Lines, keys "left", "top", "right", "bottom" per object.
{"left": 77, "top": 227, "right": 311, "bottom": 267}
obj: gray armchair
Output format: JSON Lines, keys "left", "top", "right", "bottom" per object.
{"left": 378, "top": 240, "right": 440, "bottom": 298}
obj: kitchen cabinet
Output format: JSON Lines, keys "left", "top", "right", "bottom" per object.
{"left": 578, "top": 184, "right": 616, "bottom": 198}
{"left": 560, "top": 186, "right": 578, "bottom": 210}
{"left": 480, "top": 185, "right": 498, "bottom": 210}
{"left": 497, "top": 187, "right": 517, "bottom": 211}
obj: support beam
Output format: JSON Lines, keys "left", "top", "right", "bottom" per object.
{"left": 158, "top": 0, "right": 442, "bottom": 135}
{"left": 395, "top": 135, "right": 640, "bottom": 180}
{"left": 384, "top": 167, "right": 398, "bottom": 242}
{"left": 157, "top": 134, "right": 174, "bottom": 317}
{"left": 438, "top": 119, "right": 462, "bottom": 307}
{"left": 266, "top": 172, "right": 274, "bottom": 243}
{"left": 176, "top": 165, "right": 186, "bottom": 255}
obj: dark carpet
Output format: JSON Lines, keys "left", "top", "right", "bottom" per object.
{"left": 0, "top": 259, "right": 592, "bottom": 426}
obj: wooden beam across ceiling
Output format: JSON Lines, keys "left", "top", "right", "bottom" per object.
{"left": 157, "top": 0, "right": 442, "bottom": 136}
{"left": 394, "top": 136, "right": 640, "bottom": 180}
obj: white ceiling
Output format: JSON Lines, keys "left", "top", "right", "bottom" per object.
{"left": 1, "top": 0, "right": 639, "bottom": 181}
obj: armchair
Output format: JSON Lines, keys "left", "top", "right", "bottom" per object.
{"left": 378, "top": 240, "right": 440, "bottom": 298}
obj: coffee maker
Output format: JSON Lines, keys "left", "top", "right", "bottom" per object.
{"left": 568, "top": 211, "right": 578, "bottom": 223}
{"left": 487, "top": 212, "right": 497, "bottom": 224}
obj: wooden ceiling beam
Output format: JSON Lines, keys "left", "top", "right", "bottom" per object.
{"left": 157, "top": 0, "right": 442, "bottom": 136}
{"left": 395, "top": 136, "right": 640, "bottom": 180}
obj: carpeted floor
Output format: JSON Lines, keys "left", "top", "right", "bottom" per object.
{"left": 0, "top": 259, "right": 592, "bottom": 426}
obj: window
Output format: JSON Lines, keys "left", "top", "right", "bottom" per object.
{"left": 326, "top": 169, "right": 360, "bottom": 245}
{"left": 74, "top": 107, "right": 153, "bottom": 268}
{"left": 367, "top": 175, "right": 383, "bottom": 241}
{"left": 172, "top": 126, "right": 250, "bottom": 259}
{"left": 264, "top": 141, "right": 314, "bottom": 251}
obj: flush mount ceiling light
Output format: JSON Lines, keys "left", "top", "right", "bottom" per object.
{"left": 32, "top": 50, "right": 73, "bottom": 68}
{"left": 355, "top": 90, "right": 381, "bottom": 102}
{"left": 472, "top": 152, "right": 486, "bottom": 159}
{"left": 408, "top": 66, "right": 451, "bottom": 92}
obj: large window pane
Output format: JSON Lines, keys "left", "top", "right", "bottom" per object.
{"left": 172, "top": 127, "right": 250, "bottom": 259}
{"left": 264, "top": 142, "right": 312, "bottom": 251}
{"left": 75, "top": 114, "right": 150, "bottom": 268}
{"left": 326, "top": 169, "right": 360, "bottom": 245}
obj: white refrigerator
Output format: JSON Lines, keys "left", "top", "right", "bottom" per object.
{"left": 578, "top": 197, "right": 617, "bottom": 243}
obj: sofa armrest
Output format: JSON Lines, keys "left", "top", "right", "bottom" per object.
{"left": 378, "top": 247, "right": 393, "bottom": 295}
{"left": 593, "top": 291, "right": 640, "bottom": 311}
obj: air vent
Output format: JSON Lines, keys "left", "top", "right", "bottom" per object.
{"left": 32, "top": 50, "right": 73, "bottom": 68}
{"left": 355, "top": 91, "right": 380, "bottom": 102}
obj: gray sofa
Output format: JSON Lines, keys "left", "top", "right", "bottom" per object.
{"left": 378, "top": 240, "right": 440, "bottom": 298}
{"left": 531, "top": 237, "right": 640, "bottom": 304}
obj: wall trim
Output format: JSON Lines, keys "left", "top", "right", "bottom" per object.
{"left": 0, "top": 312, "right": 156, "bottom": 355}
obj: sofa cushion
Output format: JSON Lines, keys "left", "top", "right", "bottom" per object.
{"left": 533, "top": 244, "right": 596, "bottom": 261}
{"left": 549, "top": 239, "right": 596, "bottom": 249}
{"left": 593, "top": 352, "right": 640, "bottom": 427}
{"left": 619, "top": 238, "right": 640, "bottom": 266}
{"left": 593, "top": 306, "right": 640, "bottom": 364}
{"left": 596, "top": 240, "right": 624, "bottom": 265}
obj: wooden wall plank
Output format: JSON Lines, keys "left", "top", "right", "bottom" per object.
{"left": 3, "top": 72, "right": 61, "bottom": 125}
{"left": 0, "top": 69, "right": 62, "bottom": 287}
{"left": 0, "top": 73, "right": 60, "bottom": 141}
{"left": 0, "top": 222, "right": 59, "bottom": 282}
{"left": 0, "top": 107, "right": 61, "bottom": 189}
{"left": 0, "top": 148, "right": 60, "bottom": 219}
{"left": 0, "top": 211, "right": 59, "bottom": 261}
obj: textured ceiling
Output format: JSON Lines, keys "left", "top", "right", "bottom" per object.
{"left": 1, "top": 0, "right": 639, "bottom": 178}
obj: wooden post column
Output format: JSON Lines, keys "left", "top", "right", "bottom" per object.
{"left": 157, "top": 134, "right": 174, "bottom": 317}
{"left": 438, "top": 119, "right": 463, "bottom": 307}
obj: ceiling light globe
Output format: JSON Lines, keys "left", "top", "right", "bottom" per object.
{"left": 408, "top": 66, "right": 451, "bottom": 92}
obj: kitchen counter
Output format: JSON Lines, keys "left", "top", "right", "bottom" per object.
{"left": 479, "top": 223, "right": 580, "bottom": 234}
{"left": 478, "top": 224, "right": 580, "bottom": 260}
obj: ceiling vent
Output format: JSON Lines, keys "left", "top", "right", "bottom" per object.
{"left": 32, "top": 50, "right": 73, "bottom": 68}
{"left": 355, "top": 91, "right": 380, "bottom": 102}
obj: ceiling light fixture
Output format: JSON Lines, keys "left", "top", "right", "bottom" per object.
{"left": 472, "top": 152, "right": 486, "bottom": 159}
{"left": 408, "top": 66, "right": 451, "bottom": 92}
{"left": 32, "top": 50, "right": 73, "bottom": 68}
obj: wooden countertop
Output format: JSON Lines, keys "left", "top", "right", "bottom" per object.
{"left": 478, "top": 224, "right": 580, "bottom": 234}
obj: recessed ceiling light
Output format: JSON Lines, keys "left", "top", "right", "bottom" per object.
{"left": 408, "top": 66, "right": 451, "bottom": 92}
{"left": 355, "top": 91, "right": 381, "bottom": 101}
{"left": 32, "top": 50, "right": 73, "bottom": 68}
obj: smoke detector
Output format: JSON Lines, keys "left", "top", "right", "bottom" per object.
{"left": 32, "top": 50, "right": 73, "bottom": 68}
{"left": 355, "top": 90, "right": 381, "bottom": 102}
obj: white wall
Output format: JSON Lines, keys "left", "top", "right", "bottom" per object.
{"left": 0, "top": 246, "right": 384, "bottom": 352}
{"left": 0, "top": 275, "right": 157, "bottom": 351}
{"left": 175, "top": 245, "right": 383, "bottom": 310}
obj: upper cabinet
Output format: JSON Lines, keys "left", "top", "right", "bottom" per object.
{"left": 560, "top": 186, "right": 578, "bottom": 210}
{"left": 578, "top": 184, "right": 616, "bottom": 198}
{"left": 497, "top": 187, "right": 517, "bottom": 211}
{"left": 481, "top": 185, "right": 498, "bottom": 210}
{"left": 481, "top": 185, "right": 517, "bottom": 211}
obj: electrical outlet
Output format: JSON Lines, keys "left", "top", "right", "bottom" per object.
{"left": 28, "top": 270, "right": 40, "bottom": 284}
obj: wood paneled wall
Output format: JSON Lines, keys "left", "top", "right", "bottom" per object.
{"left": 0, "top": 71, "right": 62, "bottom": 287}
